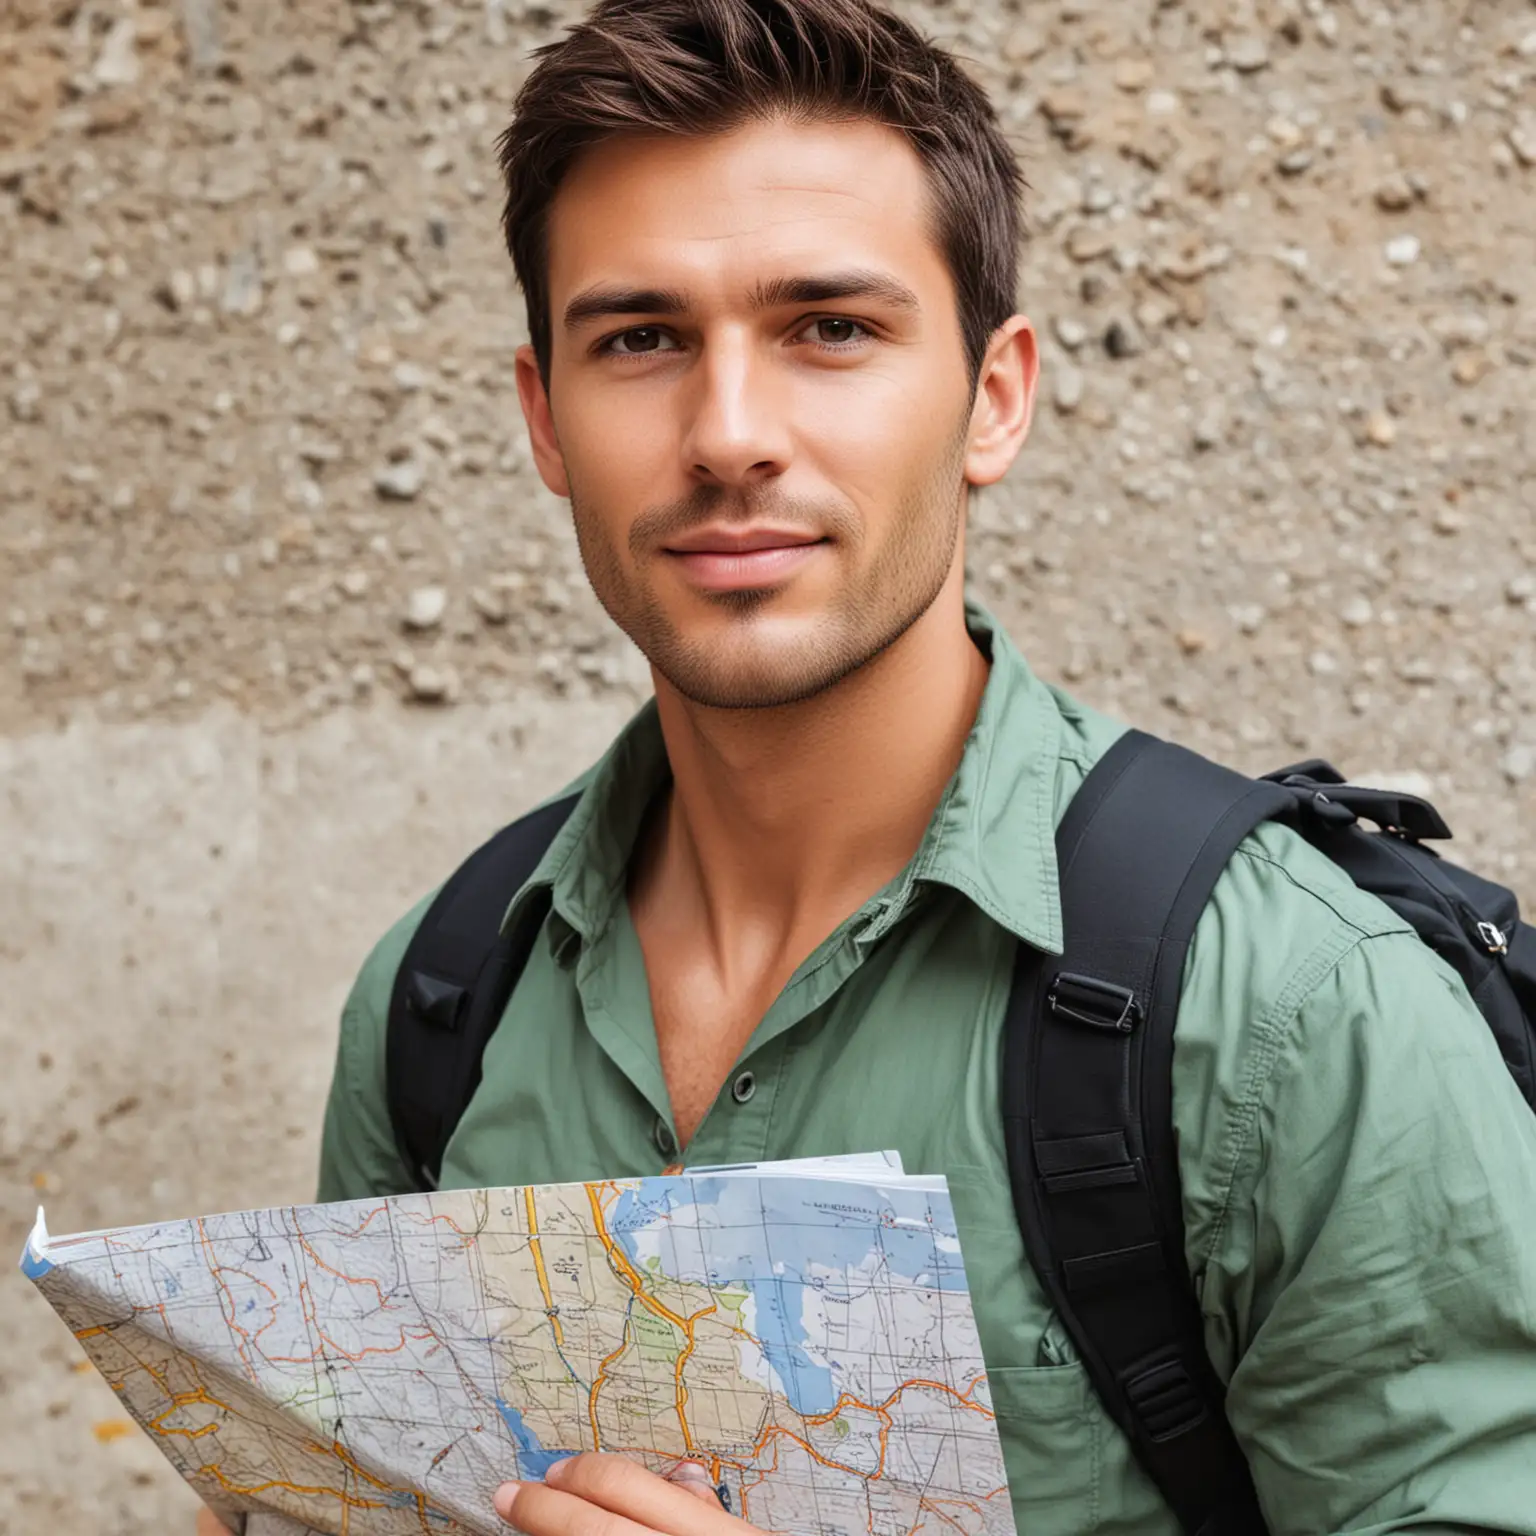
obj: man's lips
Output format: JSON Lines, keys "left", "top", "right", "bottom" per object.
{"left": 663, "top": 525, "right": 826, "bottom": 555}
{"left": 662, "top": 527, "right": 829, "bottom": 591}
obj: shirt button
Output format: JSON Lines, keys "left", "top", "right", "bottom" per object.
{"left": 653, "top": 1117, "right": 676, "bottom": 1159}
{"left": 731, "top": 1070, "right": 756, "bottom": 1105}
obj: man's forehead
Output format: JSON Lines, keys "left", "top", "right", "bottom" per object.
{"left": 544, "top": 118, "right": 943, "bottom": 298}
{"left": 558, "top": 114, "right": 927, "bottom": 201}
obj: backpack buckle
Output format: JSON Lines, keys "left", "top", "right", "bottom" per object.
{"left": 1048, "top": 972, "right": 1141, "bottom": 1033}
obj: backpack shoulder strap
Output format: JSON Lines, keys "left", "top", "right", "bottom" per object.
{"left": 386, "top": 793, "right": 580, "bottom": 1192}
{"left": 1002, "top": 729, "right": 1293, "bottom": 1535}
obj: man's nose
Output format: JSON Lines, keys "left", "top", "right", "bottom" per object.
{"left": 679, "top": 331, "right": 793, "bottom": 490}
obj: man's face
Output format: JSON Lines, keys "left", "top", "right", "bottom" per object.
{"left": 518, "top": 116, "right": 1025, "bottom": 709}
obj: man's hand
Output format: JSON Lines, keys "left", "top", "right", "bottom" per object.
{"left": 195, "top": 1509, "right": 232, "bottom": 1536}
{"left": 496, "top": 1454, "right": 758, "bottom": 1536}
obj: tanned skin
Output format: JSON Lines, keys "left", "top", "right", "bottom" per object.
{"left": 522, "top": 118, "right": 1037, "bottom": 1148}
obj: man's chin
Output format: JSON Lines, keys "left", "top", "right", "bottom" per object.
{"left": 648, "top": 632, "right": 860, "bottom": 712}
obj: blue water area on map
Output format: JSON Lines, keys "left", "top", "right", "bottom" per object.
{"left": 607, "top": 1175, "right": 964, "bottom": 1420}
{"left": 495, "top": 1398, "right": 568, "bottom": 1479}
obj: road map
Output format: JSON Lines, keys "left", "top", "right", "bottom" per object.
{"left": 23, "top": 1163, "right": 1015, "bottom": 1536}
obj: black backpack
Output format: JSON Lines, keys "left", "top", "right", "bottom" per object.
{"left": 385, "top": 728, "right": 1536, "bottom": 1535}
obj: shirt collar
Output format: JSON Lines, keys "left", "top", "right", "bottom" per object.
{"left": 854, "top": 600, "right": 1065, "bottom": 956}
{"left": 507, "top": 598, "right": 1066, "bottom": 960}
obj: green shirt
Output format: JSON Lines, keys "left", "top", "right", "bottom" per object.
{"left": 319, "top": 602, "right": 1536, "bottom": 1534}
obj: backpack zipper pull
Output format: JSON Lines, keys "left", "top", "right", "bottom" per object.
{"left": 1476, "top": 920, "right": 1509, "bottom": 955}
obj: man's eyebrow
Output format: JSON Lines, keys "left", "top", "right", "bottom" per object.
{"left": 562, "top": 285, "right": 691, "bottom": 331}
{"left": 750, "top": 270, "right": 922, "bottom": 313}
{"left": 561, "top": 269, "right": 922, "bottom": 332}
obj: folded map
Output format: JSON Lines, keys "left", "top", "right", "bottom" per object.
{"left": 22, "top": 1153, "right": 1015, "bottom": 1536}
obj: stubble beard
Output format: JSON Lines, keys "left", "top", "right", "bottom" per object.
{"left": 570, "top": 425, "right": 971, "bottom": 711}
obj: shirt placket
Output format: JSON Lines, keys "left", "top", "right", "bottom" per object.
{"left": 676, "top": 909, "right": 902, "bottom": 1166}
{"left": 666, "top": 1036, "right": 783, "bottom": 1170}
{"left": 574, "top": 872, "right": 916, "bottom": 1173}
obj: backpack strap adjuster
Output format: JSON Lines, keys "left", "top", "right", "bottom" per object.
{"left": 1124, "top": 1352, "right": 1210, "bottom": 1443}
{"left": 1048, "top": 972, "right": 1141, "bottom": 1033}
{"left": 404, "top": 971, "right": 469, "bottom": 1032}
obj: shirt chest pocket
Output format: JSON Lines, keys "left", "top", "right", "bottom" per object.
{"left": 987, "top": 1361, "right": 1103, "bottom": 1535}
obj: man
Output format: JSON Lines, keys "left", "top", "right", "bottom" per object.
{"left": 233, "top": 0, "right": 1536, "bottom": 1532}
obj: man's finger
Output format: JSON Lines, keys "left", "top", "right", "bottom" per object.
{"left": 496, "top": 1454, "right": 737, "bottom": 1536}
{"left": 495, "top": 1477, "right": 656, "bottom": 1536}
{"left": 666, "top": 1461, "right": 724, "bottom": 1508}
{"left": 547, "top": 1453, "right": 736, "bottom": 1531}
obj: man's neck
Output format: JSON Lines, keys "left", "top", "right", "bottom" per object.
{"left": 633, "top": 566, "right": 990, "bottom": 983}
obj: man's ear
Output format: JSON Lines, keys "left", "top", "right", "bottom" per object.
{"left": 515, "top": 343, "right": 571, "bottom": 499}
{"left": 963, "top": 316, "right": 1039, "bottom": 489}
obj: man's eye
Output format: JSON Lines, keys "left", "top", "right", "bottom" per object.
{"left": 801, "top": 317, "right": 869, "bottom": 348}
{"left": 604, "top": 327, "right": 678, "bottom": 356}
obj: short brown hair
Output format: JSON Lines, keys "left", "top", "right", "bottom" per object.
{"left": 497, "top": 0, "right": 1024, "bottom": 386}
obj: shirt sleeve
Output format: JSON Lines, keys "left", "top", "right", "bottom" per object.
{"left": 315, "top": 893, "right": 435, "bottom": 1204}
{"left": 1205, "top": 928, "right": 1536, "bottom": 1532}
